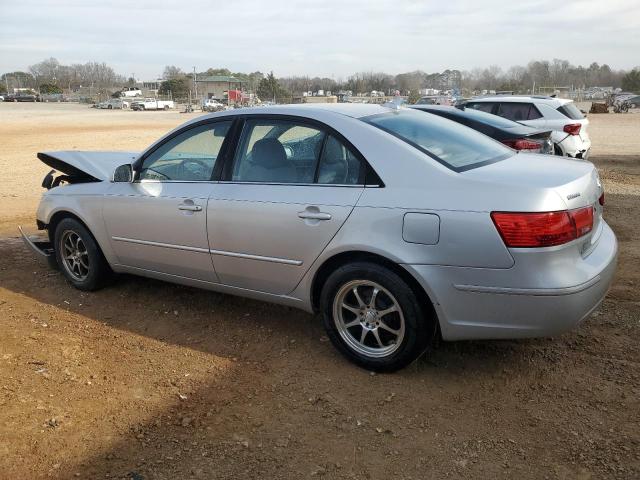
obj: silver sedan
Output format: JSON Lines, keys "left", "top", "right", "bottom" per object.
{"left": 21, "top": 104, "right": 618, "bottom": 371}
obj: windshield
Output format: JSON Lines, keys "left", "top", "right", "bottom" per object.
{"left": 363, "top": 110, "right": 513, "bottom": 171}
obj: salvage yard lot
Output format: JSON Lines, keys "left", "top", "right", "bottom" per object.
{"left": 0, "top": 103, "right": 638, "bottom": 479}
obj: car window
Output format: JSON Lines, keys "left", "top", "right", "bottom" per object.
{"left": 139, "top": 121, "right": 231, "bottom": 181}
{"left": 232, "top": 119, "right": 325, "bottom": 183}
{"left": 466, "top": 102, "right": 495, "bottom": 113}
{"left": 556, "top": 103, "right": 584, "bottom": 120}
{"left": 317, "top": 135, "right": 362, "bottom": 184}
{"left": 496, "top": 102, "right": 542, "bottom": 121}
{"left": 364, "top": 110, "right": 512, "bottom": 171}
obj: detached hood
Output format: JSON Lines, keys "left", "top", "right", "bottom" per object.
{"left": 38, "top": 151, "right": 139, "bottom": 181}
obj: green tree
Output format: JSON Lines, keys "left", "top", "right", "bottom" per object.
{"left": 407, "top": 90, "right": 421, "bottom": 104}
{"left": 159, "top": 78, "right": 189, "bottom": 98}
{"left": 39, "top": 83, "right": 62, "bottom": 94}
{"left": 257, "top": 71, "right": 288, "bottom": 103}
{"left": 622, "top": 69, "right": 640, "bottom": 93}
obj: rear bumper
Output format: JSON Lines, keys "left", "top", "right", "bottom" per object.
{"left": 558, "top": 134, "right": 591, "bottom": 158}
{"left": 404, "top": 221, "right": 618, "bottom": 340}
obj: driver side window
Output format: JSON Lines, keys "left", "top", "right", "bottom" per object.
{"left": 139, "top": 121, "right": 232, "bottom": 181}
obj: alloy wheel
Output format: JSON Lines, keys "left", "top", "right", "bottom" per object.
{"left": 60, "top": 230, "right": 90, "bottom": 281}
{"left": 333, "top": 280, "right": 405, "bottom": 358}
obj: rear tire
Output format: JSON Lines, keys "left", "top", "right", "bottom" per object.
{"left": 54, "top": 218, "right": 112, "bottom": 291}
{"left": 554, "top": 144, "right": 564, "bottom": 156}
{"left": 320, "top": 262, "right": 436, "bottom": 372}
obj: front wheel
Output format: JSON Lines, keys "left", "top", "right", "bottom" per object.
{"left": 54, "top": 218, "right": 112, "bottom": 291}
{"left": 320, "top": 262, "right": 436, "bottom": 372}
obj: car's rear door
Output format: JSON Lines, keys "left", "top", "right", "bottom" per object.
{"left": 207, "top": 116, "right": 366, "bottom": 295}
{"left": 103, "top": 119, "right": 234, "bottom": 282}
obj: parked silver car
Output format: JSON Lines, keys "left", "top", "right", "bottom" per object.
{"left": 20, "top": 104, "right": 617, "bottom": 371}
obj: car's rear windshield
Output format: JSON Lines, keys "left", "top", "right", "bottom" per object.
{"left": 556, "top": 102, "right": 584, "bottom": 120}
{"left": 445, "top": 107, "right": 520, "bottom": 128}
{"left": 363, "top": 110, "right": 513, "bottom": 172}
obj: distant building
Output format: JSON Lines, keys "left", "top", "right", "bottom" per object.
{"left": 195, "top": 75, "right": 247, "bottom": 101}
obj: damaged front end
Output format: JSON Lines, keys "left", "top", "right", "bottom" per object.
{"left": 18, "top": 226, "right": 57, "bottom": 269}
{"left": 38, "top": 152, "right": 103, "bottom": 190}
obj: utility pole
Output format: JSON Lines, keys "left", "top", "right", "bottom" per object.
{"left": 193, "top": 67, "right": 198, "bottom": 104}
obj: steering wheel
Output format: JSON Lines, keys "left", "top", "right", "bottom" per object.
{"left": 178, "top": 158, "right": 211, "bottom": 180}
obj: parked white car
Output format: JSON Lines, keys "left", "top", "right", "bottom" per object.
{"left": 98, "top": 99, "right": 129, "bottom": 109}
{"left": 465, "top": 96, "right": 591, "bottom": 159}
{"left": 203, "top": 98, "right": 225, "bottom": 112}
{"left": 121, "top": 87, "right": 142, "bottom": 97}
{"left": 131, "top": 98, "right": 174, "bottom": 111}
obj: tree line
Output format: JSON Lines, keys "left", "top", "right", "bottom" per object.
{"left": 2, "top": 57, "right": 639, "bottom": 97}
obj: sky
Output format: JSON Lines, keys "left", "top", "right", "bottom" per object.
{"left": 0, "top": 0, "right": 638, "bottom": 80}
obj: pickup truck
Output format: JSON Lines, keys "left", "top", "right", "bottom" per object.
{"left": 131, "top": 98, "right": 175, "bottom": 111}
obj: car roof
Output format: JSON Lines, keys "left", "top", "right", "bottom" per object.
{"left": 468, "top": 95, "right": 571, "bottom": 106}
{"left": 196, "top": 103, "right": 396, "bottom": 122}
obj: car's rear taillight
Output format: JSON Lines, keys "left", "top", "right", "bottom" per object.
{"left": 563, "top": 123, "right": 582, "bottom": 135}
{"left": 491, "top": 206, "right": 594, "bottom": 248}
{"left": 501, "top": 139, "right": 542, "bottom": 151}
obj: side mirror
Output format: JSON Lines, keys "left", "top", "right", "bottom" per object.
{"left": 112, "top": 164, "right": 133, "bottom": 182}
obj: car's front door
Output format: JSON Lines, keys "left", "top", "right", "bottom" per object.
{"left": 207, "top": 117, "right": 366, "bottom": 295}
{"left": 103, "top": 120, "right": 233, "bottom": 282}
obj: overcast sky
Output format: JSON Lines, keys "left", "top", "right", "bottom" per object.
{"left": 1, "top": 0, "right": 638, "bottom": 79}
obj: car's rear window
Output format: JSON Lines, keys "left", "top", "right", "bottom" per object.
{"left": 363, "top": 110, "right": 512, "bottom": 172}
{"left": 452, "top": 107, "right": 520, "bottom": 128}
{"left": 556, "top": 103, "right": 584, "bottom": 120}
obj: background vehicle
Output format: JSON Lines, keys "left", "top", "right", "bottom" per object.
{"left": 464, "top": 95, "right": 591, "bottom": 159}
{"left": 203, "top": 98, "right": 225, "bottom": 112}
{"left": 4, "top": 93, "right": 38, "bottom": 102}
{"left": 121, "top": 87, "right": 142, "bottom": 97}
{"left": 410, "top": 105, "right": 553, "bottom": 154}
{"left": 415, "top": 95, "right": 453, "bottom": 106}
{"left": 613, "top": 99, "right": 630, "bottom": 113}
{"left": 131, "top": 98, "right": 174, "bottom": 111}
{"left": 21, "top": 105, "right": 616, "bottom": 371}
{"left": 98, "top": 98, "right": 130, "bottom": 109}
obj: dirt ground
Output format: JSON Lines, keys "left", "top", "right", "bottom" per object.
{"left": 0, "top": 103, "right": 638, "bottom": 480}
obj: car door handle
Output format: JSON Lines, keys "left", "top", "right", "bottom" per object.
{"left": 178, "top": 204, "right": 202, "bottom": 212}
{"left": 298, "top": 211, "right": 331, "bottom": 221}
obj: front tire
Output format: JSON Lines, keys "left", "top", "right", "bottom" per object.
{"left": 54, "top": 218, "right": 112, "bottom": 291}
{"left": 320, "top": 262, "right": 436, "bottom": 372}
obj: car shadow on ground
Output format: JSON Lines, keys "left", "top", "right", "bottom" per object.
{"left": 0, "top": 188, "right": 637, "bottom": 479}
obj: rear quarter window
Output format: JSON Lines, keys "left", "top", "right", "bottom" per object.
{"left": 556, "top": 103, "right": 584, "bottom": 120}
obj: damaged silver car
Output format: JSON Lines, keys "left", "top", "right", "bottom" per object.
{"left": 20, "top": 104, "right": 618, "bottom": 371}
